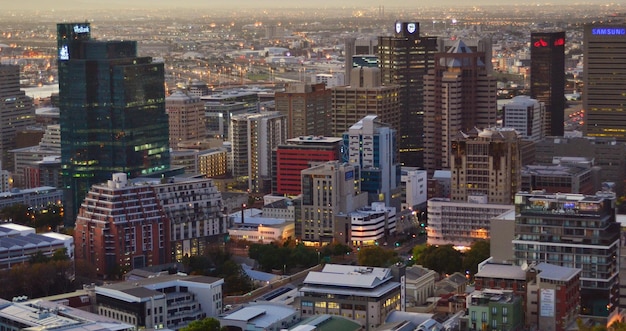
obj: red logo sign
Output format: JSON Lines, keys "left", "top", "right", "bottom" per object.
{"left": 534, "top": 38, "right": 548, "bottom": 47}
{"left": 553, "top": 38, "right": 564, "bottom": 46}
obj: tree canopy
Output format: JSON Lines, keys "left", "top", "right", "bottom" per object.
{"left": 248, "top": 241, "right": 318, "bottom": 273}
{"left": 413, "top": 244, "right": 462, "bottom": 275}
{"left": 462, "top": 240, "right": 490, "bottom": 275}
{"left": 357, "top": 246, "right": 401, "bottom": 268}
{"left": 180, "top": 317, "right": 223, "bottom": 331}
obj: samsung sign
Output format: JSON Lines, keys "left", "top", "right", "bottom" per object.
{"left": 592, "top": 28, "right": 626, "bottom": 35}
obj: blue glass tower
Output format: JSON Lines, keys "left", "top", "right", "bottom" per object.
{"left": 57, "top": 23, "right": 170, "bottom": 225}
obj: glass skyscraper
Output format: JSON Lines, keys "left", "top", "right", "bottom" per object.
{"left": 57, "top": 23, "right": 170, "bottom": 225}
{"left": 530, "top": 31, "right": 565, "bottom": 137}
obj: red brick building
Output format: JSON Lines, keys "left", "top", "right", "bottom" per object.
{"left": 74, "top": 173, "right": 170, "bottom": 277}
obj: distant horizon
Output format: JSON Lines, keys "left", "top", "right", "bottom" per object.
{"left": 3, "top": 0, "right": 624, "bottom": 11}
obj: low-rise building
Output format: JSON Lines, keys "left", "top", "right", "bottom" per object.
{"left": 405, "top": 265, "right": 437, "bottom": 308}
{"left": 0, "top": 298, "right": 133, "bottom": 331}
{"left": 298, "top": 264, "right": 401, "bottom": 330}
{"left": 96, "top": 273, "right": 223, "bottom": 330}
{"left": 465, "top": 290, "right": 524, "bottom": 331}
{"left": 219, "top": 302, "right": 300, "bottom": 331}
{"left": 0, "top": 223, "right": 73, "bottom": 269}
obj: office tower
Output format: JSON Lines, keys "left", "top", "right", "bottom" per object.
{"left": 535, "top": 136, "right": 626, "bottom": 195}
{"left": 513, "top": 191, "right": 620, "bottom": 320}
{"left": 502, "top": 95, "right": 544, "bottom": 142}
{"left": 423, "top": 40, "right": 497, "bottom": 175}
{"left": 230, "top": 111, "right": 286, "bottom": 193}
{"left": 274, "top": 83, "right": 331, "bottom": 139}
{"left": 166, "top": 89, "right": 205, "bottom": 150}
{"left": 300, "top": 161, "right": 368, "bottom": 244}
{"left": 344, "top": 115, "right": 400, "bottom": 206}
{"left": 273, "top": 136, "right": 342, "bottom": 196}
{"left": 379, "top": 22, "right": 438, "bottom": 167}
{"left": 57, "top": 23, "right": 170, "bottom": 225}
{"left": 344, "top": 37, "right": 378, "bottom": 83}
{"left": 0, "top": 65, "right": 36, "bottom": 172}
{"left": 202, "top": 89, "right": 260, "bottom": 139}
{"left": 450, "top": 128, "right": 521, "bottom": 204}
{"left": 531, "top": 31, "right": 565, "bottom": 137}
{"left": 330, "top": 67, "right": 401, "bottom": 137}
{"left": 583, "top": 24, "right": 626, "bottom": 141}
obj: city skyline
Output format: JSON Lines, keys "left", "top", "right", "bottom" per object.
{"left": 3, "top": 0, "right": 623, "bottom": 11}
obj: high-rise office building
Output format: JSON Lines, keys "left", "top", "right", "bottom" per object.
{"left": 272, "top": 136, "right": 342, "bottom": 196}
{"left": 166, "top": 90, "right": 205, "bottom": 150}
{"left": 330, "top": 67, "right": 400, "bottom": 137}
{"left": 0, "top": 65, "right": 36, "bottom": 172}
{"left": 274, "top": 83, "right": 331, "bottom": 139}
{"left": 344, "top": 37, "right": 378, "bottom": 83}
{"left": 513, "top": 191, "right": 620, "bottom": 320}
{"left": 230, "top": 111, "right": 287, "bottom": 193}
{"left": 57, "top": 23, "right": 170, "bottom": 225}
{"left": 379, "top": 22, "right": 438, "bottom": 167}
{"left": 530, "top": 31, "right": 565, "bottom": 137}
{"left": 300, "top": 161, "right": 368, "bottom": 244}
{"left": 583, "top": 24, "right": 626, "bottom": 141}
{"left": 423, "top": 39, "right": 497, "bottom": 174}
{"left": 502, "top": 95, "right": 544, "bottom": 142}
{"left": 343, "top": 115, "right": 400, "bottom": 206}
{"left": 450, "top": 128, "right": 521, "bottom": 204}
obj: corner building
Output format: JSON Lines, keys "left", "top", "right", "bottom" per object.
{"left": 57, "top": 23, "right": 170, "bottom": 225}
{"left": 513, "top": 191, "right": 620, "bottom": 321}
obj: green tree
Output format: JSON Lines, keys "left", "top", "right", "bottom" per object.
{"left": 416, "top": 244, "right": 462, "bottom": 275}
{"left": 180, "top": 317, "right": 223, "bottom": 331}
{"left": 0, "top": 204, "right": 31, "bottom": 225}
{"left": 357, "top": 246, "right": 400, "bottom": 267}
{"left": 462, "top": 240, "right": 490, "bottom": 276}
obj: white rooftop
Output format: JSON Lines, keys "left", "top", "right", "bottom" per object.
{"left": 475, "top": 263, "right": 526, "bottom": 280}
{"left": 221, "top": 303, "right": 296, "bottom": 329}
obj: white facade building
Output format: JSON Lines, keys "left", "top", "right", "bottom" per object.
{"left": 427, "top": 198, "right": 514, "bottom": 247}
{"left": 96, "top": 274, "right": 224, "bottom": 330}
{"left": 349, "top": 202, "right": 396, "bottom": 246}
{"left": 313, "top": 72, "right": 345, "bottom": 88}
{"left": 401, "top": 167, "right": 428, "bottom": 211}
{"left": 502, "top": 95, "right": 544, "bottom": 142}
